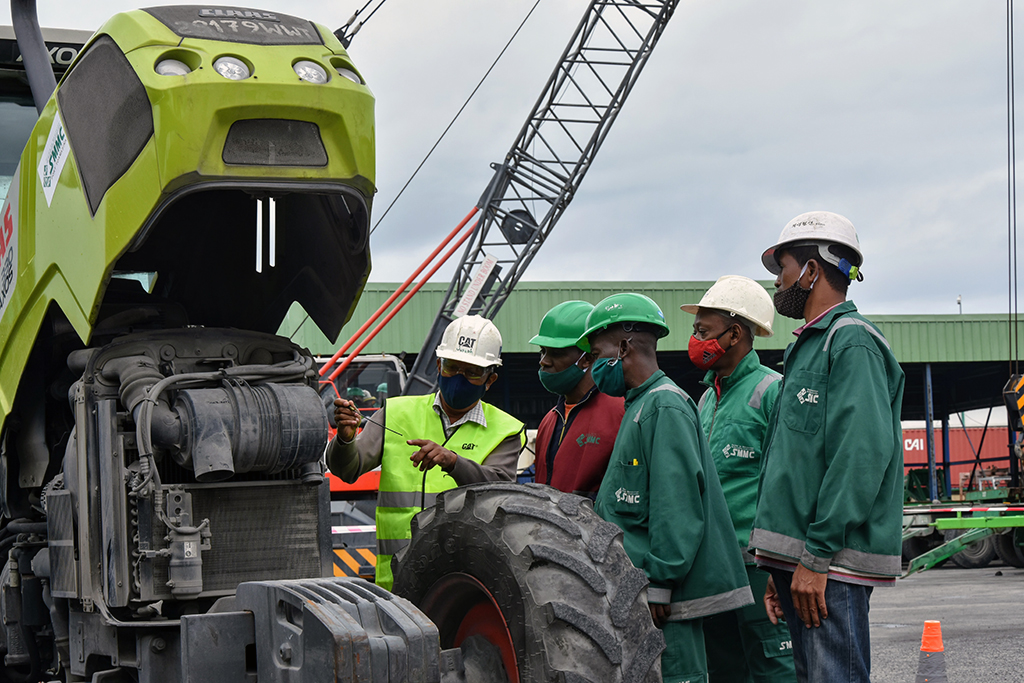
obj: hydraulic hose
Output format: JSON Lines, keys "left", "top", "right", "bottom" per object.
{"left": 10, "top": 0, "right": 56, "bottom": 113}
{"left": 4, "top": 521, "right": 47, "bottom": 536}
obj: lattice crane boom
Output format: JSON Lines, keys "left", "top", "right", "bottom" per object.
{"left": 405, "top": 0, "right": 680, "bottom": 395}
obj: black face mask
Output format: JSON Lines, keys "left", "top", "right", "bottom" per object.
{"left": 774, "top": 263, "right": 815, "bottom": 320}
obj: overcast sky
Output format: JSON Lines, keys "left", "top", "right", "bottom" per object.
{"left": 3, "top": 1, "right": 1021, "bottom": 316}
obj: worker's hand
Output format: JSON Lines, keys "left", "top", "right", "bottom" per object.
{"left": 649, "top": 603, "right": 670, "bottom": 628}
{"left": 790, "top": 563, "right": 828, "bottom": 628}
{"left": 407, "top": 439, "right": 458, "bottom": 473}
{"left": 764, "top": 575, "right": 785, "bottom": 625}
{"left": 332, "top": 398, "right": 361, "bottom": 442}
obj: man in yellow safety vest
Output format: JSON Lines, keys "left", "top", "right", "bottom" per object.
{"left": 327, "top": 315, "right": 526, "bottom": 589}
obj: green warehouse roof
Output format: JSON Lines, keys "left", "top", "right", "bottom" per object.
{"left": 281, "top": 281, "right": 1024, "bottom": 365}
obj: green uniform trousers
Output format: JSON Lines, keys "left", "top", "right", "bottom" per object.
{"left": 662, "top": 617, "right": 706, "bottom": 683}
{"left": 702, "top": 566, "right": 796, "bottom": 683}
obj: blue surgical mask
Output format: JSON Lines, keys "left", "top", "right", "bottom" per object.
{"left": 437, "top": 372, "right": 489, "bottom": 410}
{"left": 590, "top": 339, "right": 630, "bottom": 397}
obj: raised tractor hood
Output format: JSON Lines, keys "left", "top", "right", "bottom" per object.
{"left": 0, "top": 5, "right": 374, "bottom": 426}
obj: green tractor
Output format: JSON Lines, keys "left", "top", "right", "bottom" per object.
{"left": 0, "top": 3, "right": 662, "bottom": 682}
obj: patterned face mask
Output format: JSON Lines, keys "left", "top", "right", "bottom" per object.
{"left": 774, "top": 262, "right": 816, "bottom": 320}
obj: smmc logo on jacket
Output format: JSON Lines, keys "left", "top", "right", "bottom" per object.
{"left": 796, "top": 387, "right": 819, "bottom": 404}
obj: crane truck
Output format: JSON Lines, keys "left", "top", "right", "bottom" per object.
{"left": 0, "top": 3, "right": 664, "bottom": 682}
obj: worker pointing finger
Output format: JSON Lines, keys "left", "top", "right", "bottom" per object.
{"left": 325, "top": 315, "right": 526, "bottom": 591}
{"left": 407, "top": 439, "right": 458, "bottom": 472}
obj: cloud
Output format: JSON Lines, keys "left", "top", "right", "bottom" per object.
{"left": 5, "top": 0, "right": 1023, "bottom": 315}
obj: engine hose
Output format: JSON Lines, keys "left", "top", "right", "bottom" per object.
{"left": 132, "top": 454, "right": 153, "bottom": 494}
{"left": 4, "top": 623, "right": 43, "bottom": 683}
{"left": 40, "top": 587, "right": 70, "bottom": 673}
{"left": 5, "top": 521, "right": 47, "bottom": 536}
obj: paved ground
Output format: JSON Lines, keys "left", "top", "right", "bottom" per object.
{"left": 870, "top": 563, "right": 1024, "bottom": 681}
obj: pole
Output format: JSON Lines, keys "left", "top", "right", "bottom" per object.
{"left": 925, "top": 364, "right": 938, "bottom": 502}
{"left": 941, "top": 413, "right": 951, "bottom": 498}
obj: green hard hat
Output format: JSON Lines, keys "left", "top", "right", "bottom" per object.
{"left": 580, "top": 293, "right": 670, "bottom": 342}
{"left": 529, "top": 300, "right": 594, "bottom": 351}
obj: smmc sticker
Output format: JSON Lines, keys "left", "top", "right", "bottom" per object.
{"left": 37, "top": 112, "right": 70, "bottom": 207}
{"left": 0, "top": 169, "right": 19, "bottom": 324}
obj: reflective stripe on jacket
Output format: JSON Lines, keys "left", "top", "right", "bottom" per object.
{"left": 594, "top": 371, "right": 753, "bottom": 620}
{"left": 697, "top": 350, "right": 781, "bottom": 562}
{"left": 374, "top": 394, "right": 524, "bottom": 589}
{"left": 751, "top": 301, "right": 905, "bottom": 578}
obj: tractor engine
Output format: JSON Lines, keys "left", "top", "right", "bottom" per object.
{"left": 1, "top": 328, "right": 334, "bottom": 678}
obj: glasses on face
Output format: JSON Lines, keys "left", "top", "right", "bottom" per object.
{"left": 440, "top": 359, "right": 490, "bottom": 381}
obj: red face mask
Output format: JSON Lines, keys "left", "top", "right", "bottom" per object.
{"left": 688, "top": 329, "right": 732, "bottom": 370}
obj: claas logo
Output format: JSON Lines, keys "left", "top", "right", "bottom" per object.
{"left": 1, "top": 205, "right": 13, "bottom": 259}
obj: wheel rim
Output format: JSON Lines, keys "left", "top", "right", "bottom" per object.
{"left": 419, "top": 572, "right": 519, "bottom": 683}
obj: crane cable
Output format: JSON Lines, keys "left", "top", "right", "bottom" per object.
{"left": 369, "top": 0, "right": 544, "bottom": 236}
{"left": 1009, "top": 0, "right": 1019, "bottom": 376}
{"left": 338, "top": 0, "right": 388, "bottom": 47}
{"left": 290, "top": 1, "right": 541, "bottom": 341}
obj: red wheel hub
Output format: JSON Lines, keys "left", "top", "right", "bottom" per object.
{"left": 418, "top": 572, "right": 518, "bottom": 683}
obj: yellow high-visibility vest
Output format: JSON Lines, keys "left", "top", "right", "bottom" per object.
{"left": 374, "top": 393, "right": 524, "bottom": 589}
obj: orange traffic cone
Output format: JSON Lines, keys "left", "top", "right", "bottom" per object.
{"left": 915, "top": 620, "right": 947, "bottom": 683}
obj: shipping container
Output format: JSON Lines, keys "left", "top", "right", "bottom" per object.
{"left": 903, "top": 426, "right": 1013, "bottom": 493}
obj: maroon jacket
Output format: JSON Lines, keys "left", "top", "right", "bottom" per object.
{"left": 535, "top": 388, "right": 624, "bottom": 497}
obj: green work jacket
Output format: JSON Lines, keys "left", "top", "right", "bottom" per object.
{"left": 594, "top": 371, "right": 753, "bottom": 620}
{"left": 698, "top": 350, "right": 781, "bottom": 563}
{"left": 750, "top": 301, "right": 905, "bottom": 578}
{"left": 375, "top": 394, "right": 524, "bottom": 590}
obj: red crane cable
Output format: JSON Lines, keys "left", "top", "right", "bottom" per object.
{"left": 329, "top": 221, "right": 478, "bottom": 382}
{"left": 319, "top": 206, "right": 479, "bottom": 378}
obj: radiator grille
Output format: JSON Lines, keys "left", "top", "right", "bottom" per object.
{"left": 46, "top": 490, "right": 78, "bottom": 598}
{"left": 144, "top": 482, "right": 322, "bottom": 598}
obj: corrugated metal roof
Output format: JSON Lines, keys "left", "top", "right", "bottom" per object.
{"left": 280, "top": 281, "right": 1024, "bottom": 364}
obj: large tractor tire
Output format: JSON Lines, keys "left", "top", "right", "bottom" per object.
{"left": 994, "top": 529, "right": 1024, "bottom": 568}
{"left": 392, "top": 483, "right": 665, "bottom": 683}
{"left": 943, "top": 529, "right": 997, "bottom": 569}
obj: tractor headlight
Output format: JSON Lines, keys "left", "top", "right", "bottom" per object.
{"left": 335, "top": 67, "right": 361, "bottom": 84}
{"left": 214, "top": 56, "right": 251, "bottom": 81}
{"left": 293, "top": 60, "right": 329, "bottom": 84}
{"left": 155, "top": 59, "right": 191, "bottom": 76}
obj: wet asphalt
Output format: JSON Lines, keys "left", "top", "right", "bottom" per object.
{"left": 869, "top": 564, "right": 1024, "bottom": 681}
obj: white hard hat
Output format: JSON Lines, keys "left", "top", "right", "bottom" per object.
{"left": 435, "top": 315, "right": 503, "bottom": 368}
{"left": 761, "top": 211, "right": 863, "bottom": 281}
{"left": 681, "top": 275, "right": 775, "bottom": 338}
